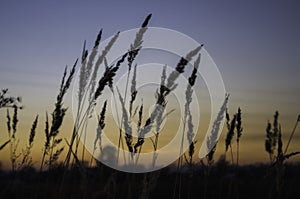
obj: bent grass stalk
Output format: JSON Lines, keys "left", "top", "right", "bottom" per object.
{"left": 284, "top": 115, "right": 300, "bottom": 154}
{"left": 0, "top": 140, "right": 10, "bottom": 151}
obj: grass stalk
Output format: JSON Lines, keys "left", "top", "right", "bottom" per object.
{"left": 284, "top": 115, "right": 299, "bottom": 154}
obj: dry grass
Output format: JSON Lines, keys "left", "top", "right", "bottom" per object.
{"left": 19, "top": 115, "right": 38, "bottom": 169}
{"left": 0, "top": 14, "right": 300, "bottom": 199}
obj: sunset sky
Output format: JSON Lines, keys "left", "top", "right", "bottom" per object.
{"left": 0, "top": 0, "right": 300, "bottom": 170}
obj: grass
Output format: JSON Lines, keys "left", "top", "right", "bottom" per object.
{"left": 0, "top": 14, "right": 300, "bottom": 199}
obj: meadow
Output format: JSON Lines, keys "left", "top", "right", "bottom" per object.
{"left": 0, "top": 14, "right": 300, "bottom": 199}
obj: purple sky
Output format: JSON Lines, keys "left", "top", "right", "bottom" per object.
{"left": 0, "top": 0, "right": 300, "bottom": 165}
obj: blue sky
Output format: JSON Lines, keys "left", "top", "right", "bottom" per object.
{"left": 0, "top": 0, "right": 300, "bottom": 165}
{"left": 1, "top": 0, "right": 299, "bottom": 96}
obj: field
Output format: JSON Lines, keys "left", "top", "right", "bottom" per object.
{"left": 1, "top": 14, "right": 300, "bottom": 199}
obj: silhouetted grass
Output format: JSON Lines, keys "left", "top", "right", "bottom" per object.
{"left": 0, "top": 14, "right": 300, "bottom": 199}
{"left": 19, "top": 115, "right": 38, "bottom": 169}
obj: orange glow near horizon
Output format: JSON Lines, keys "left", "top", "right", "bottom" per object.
{"left": 1, "top": 97, "right": 299, "bottom": 171}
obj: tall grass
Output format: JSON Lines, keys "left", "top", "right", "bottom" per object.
{"left": 92, "top": 100, "right": 107, "bottom": 159}
{"left": 224, "top": 107, "right": 243, "bottom": 165}
{"left": 1, "top": 14, "right": 300, "bottom": 199}
{"left": 236, "top": 107, "right": 242, "bottom": 166}
{"left": 19, "top": 115, "right": 38, "bottom": 169}
{"left": 65, "top": 29, "right": 121, "bottom": 168}
{"left": 40, "top": 60, "right": 77, "bottom": 170}
{"left": 265, "top": 111, "right": 279, "bottom": 163}
{"left": 264, "top": 112, "right": 300, "bottom": 198}
{"left": 6, "top": 106, "right": 20, "bottom": 172}
{"left": 116, "top": 14, "right": 152, "bottom": 164}
{"left": 63, "top": 14, "right": 153, "bottom": 170}
{"left": 173, "top": 53, "right": 201, "bottom": 199}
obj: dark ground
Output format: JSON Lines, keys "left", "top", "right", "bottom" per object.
{"left": 0, "top": 162, "right": 300, "bottom": 199}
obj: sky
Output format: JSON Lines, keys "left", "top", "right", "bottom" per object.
{"left": 0, "top": 0, "right": 300, "bottom": 170}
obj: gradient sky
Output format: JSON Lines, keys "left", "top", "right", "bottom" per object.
{"left": 0, "top": 0, "right": 300, "bottom": 169}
